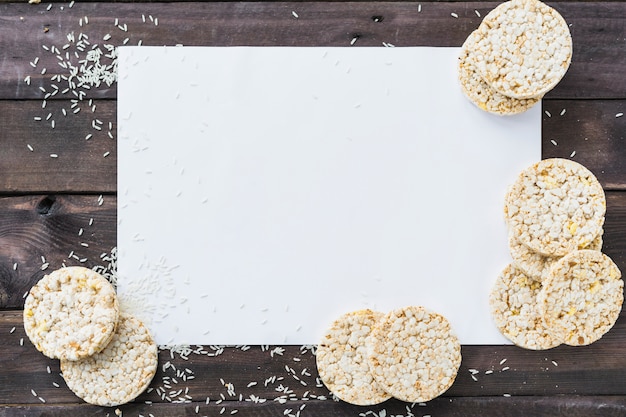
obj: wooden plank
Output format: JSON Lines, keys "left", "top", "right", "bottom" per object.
{"left": 0, "top": 195, "right": 116, "bottom": 309}
{"left": 1, "top": 396, "right": 626, "bottom": 417}
{"left": 2, "top": 308, "right": 626, "bottom": 404}
{"left": 0, "top": 100, "right": 116, "bottom": 194}
{"left": 0, "top": 2, "right": 625, "bottom": 100}
{"left": 542, "top": 101, "right": 626, "bottom": 190}
{"left": 1, "top": 99, "right": 625, "bottom": 194}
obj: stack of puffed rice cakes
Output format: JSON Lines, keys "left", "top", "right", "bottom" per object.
{"left": 458, "top": 0, "right": 572, "bottom": 115}
{"left": 316, "top": 307, "right": 461, "bottom": 406}
{"left": 23, "top": 266, "right": 158, "bottom": 406}
{"left": 491, "top": 158, "right": 623, "bottom": 350}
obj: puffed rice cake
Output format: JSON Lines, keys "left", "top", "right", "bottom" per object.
{"left": 472, "top": 0, "right": 572, "bottom": 99}
{"left": 61, "top": 313, "right": 158, "bottom": 406}
{"left": 458, "top": 30, "right": 541, "bottom": 115}
{"left": 316, "top": 309, "right": 392, "bottom": 405}
{"left": 505, "top": 158, "right": 606, "bottom": 257}
{"left": 23, "top": 266, "right": 119, "bottom": 361}
{"left": 367, "top": 306, "right": 461, "bottom": 403}
{"left": 508, "top": 232, "right": 603, "bottom": 282}
{"left": 489, "top": 264, "right": 563, "bottom": 350}
{"left": 538, "top": 250, "right": 623, "bottom": 346}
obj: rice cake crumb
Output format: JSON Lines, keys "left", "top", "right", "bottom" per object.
{"left": 538, "top": 250, "right": 623, "bottom": 346}
{"left": 367, "top": 306, "right": 461, "bottom": 403}
{"left": 509, "top": 232, "right": 603, "bottom": 281}
{"left": 61, "top": 313, "right": 158, "bottom": 406}
{"left": 458, "top": 30, "right": 541, "bottom": 115}
{"left": 489, "top": 264, "right": 563, "bottom": 350}
{"left": 316, "top": 309, "right": 391, "bottom": 405}
{"left": 473, "top": 0, "right": 572, "bottom": 99}
{"left": 506, "top": 158, "right": 606, "bottom": 257}
{"left": 23, "top": 266, "right": 119, "bottom": 361}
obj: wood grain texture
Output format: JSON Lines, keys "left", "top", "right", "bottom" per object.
{"left": 542, "top": 101, "right": 626, "bottom": 190}
{"left": 0, "top": 195, "right": 116, "bottom": 309}
{"left": 2, "top": 310, "right": 626, "bottom": 406}
{"left": 1, "top": 397, "right": 626, "bottom": 417}
{"left": 0, "top": 2, "right": 625, "bottom": 100}
{"left": 0, "top": 99, "right": 116, "bottom": 194}
{"left": 1, "top": 99, "right": 625, "bottom": 194}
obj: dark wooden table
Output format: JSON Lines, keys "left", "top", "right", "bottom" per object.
{"left": 1, "top": 1, "right": 625, "bottom": 416}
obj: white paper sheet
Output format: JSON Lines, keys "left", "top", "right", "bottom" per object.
{"left": 117, "top": 46, "right": 541, "bottom": 345}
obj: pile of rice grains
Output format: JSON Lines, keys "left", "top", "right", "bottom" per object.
{"left": 458, "top": 0, "right": 572, "bottom": 115}
{"left": 21, "top": 0, "right": 621, "bottom": 410}
{"left": 24, "top": 266, "right": 158, "bottom": 406}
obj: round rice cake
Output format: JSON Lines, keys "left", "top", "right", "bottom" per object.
{"left": 61, "top": 313, "right": 158, "bottom": 406}
{"left": 366, "top": 306, "right": 461, "bottom": 403}
{"left": 505, "top": 158, "right": 606, "bottom": 257}
{"left": 473, "top": 0, "right": 572, "bottom": 99}
{"left": 316, "top": 309, "right": 391, "bottom": 405}
{"left": 23, "top": 266, "right": 119, "bottom": 361}
{"left": 509, "top": 232, "right": 603, "bottom": 281}
{"left": 538, "top": 250, "right": 623, "bottom": 346}
{"left": 489, "top": 264, "right": 562, "bottom": 350}
{"left": 458, "top": 30, "right": 541, "bottom": 115}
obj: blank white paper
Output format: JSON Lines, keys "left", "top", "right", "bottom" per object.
{"left": 117, "top": 46, "right": 541, "bottom": 345}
